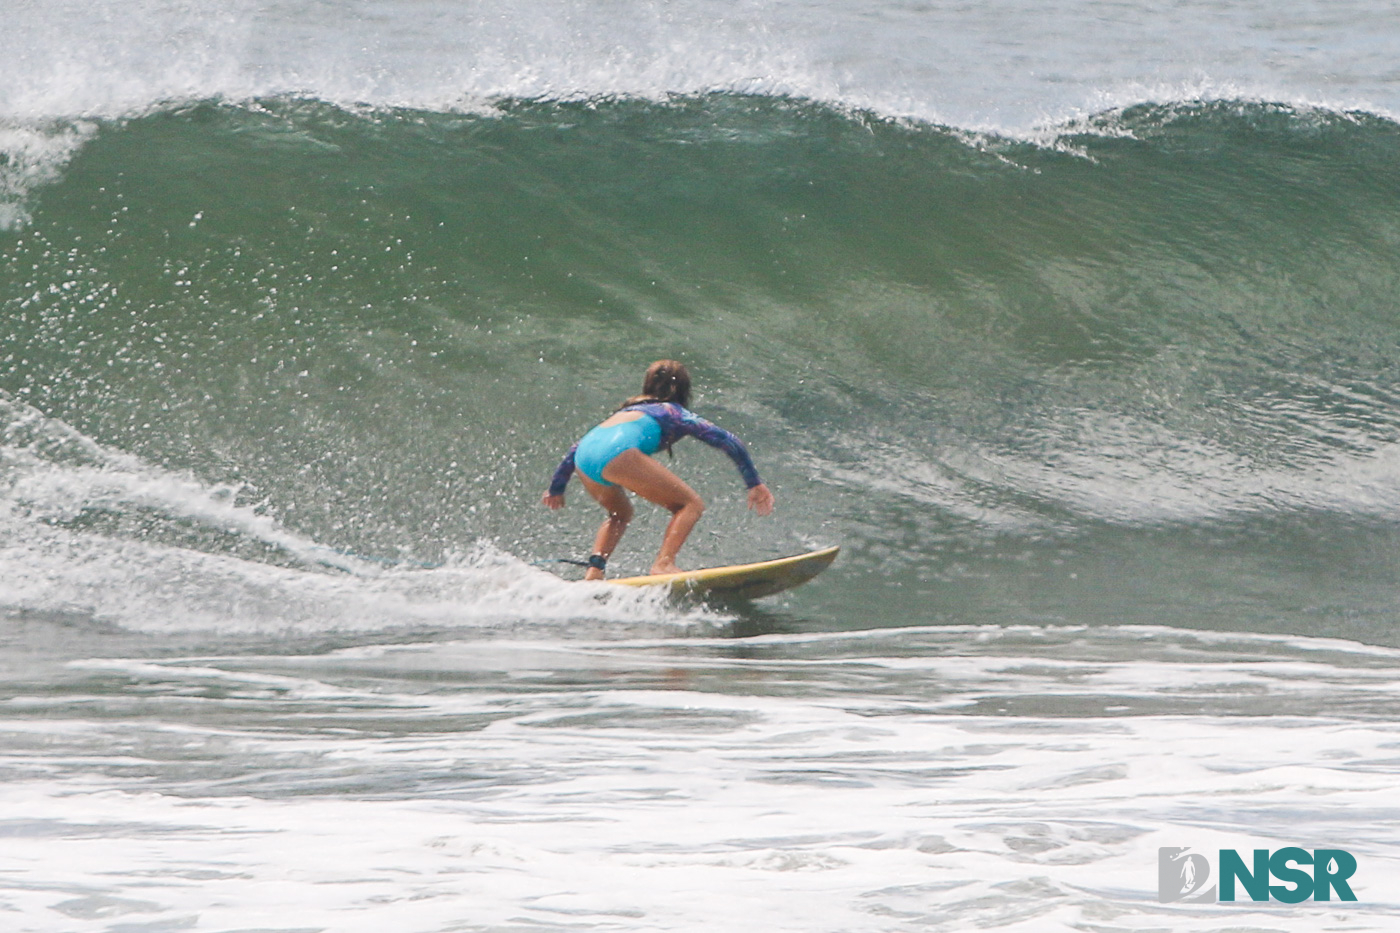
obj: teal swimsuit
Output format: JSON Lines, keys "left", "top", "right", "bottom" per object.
{"left": 549, "top": 402, "right": 762, "bottom": 493}
{"left": 573, "top": 414, "right": 665, "bottom": 485}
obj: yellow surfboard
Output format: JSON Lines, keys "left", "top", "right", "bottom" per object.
{"left": 606, "top": 545, "right": 839, "bottom": 600}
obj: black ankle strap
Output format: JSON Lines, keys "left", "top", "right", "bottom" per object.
{"left": 587, "top": 554, "right": 608, "bottom": 571}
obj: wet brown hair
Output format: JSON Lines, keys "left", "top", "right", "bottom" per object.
{"left": 618, "top": 359, "right": 692, "bottom": 410}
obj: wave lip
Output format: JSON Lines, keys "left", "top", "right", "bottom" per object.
{"left": 6, "top": 1, "right": 1400, "bottom": 131}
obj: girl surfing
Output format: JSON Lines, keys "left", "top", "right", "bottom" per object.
{"left": 542, "top": 360, "right": 775, "bottom": 580}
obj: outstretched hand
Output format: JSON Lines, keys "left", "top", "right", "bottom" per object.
{"left": 542, "top": 492, "right": 565, "bottom": 510}
{"left": 747, "top": 483, "right": 775, "bottom": 516}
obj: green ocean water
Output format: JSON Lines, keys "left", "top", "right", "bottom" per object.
{"left": 4, "top": 95, "right": 1400, "bottom": 640}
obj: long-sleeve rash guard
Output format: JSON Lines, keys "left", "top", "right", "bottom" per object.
{"left": 548, "top": 402, "right": 762, "bottom": 496}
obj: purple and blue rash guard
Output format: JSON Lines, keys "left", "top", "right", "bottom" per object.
{"left": 548, "top": 402, "right": 762, "bottom": 496}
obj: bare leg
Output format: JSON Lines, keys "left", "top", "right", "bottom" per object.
{"left": 579, "top": 475, "right": 633, "bottom": 580}
{"left": 602, "top": 449, "right": 704, "bottom": 575}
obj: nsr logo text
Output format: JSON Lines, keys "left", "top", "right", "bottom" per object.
{"left": 1159, "top": 847, "right": 1357, "bottom": 903}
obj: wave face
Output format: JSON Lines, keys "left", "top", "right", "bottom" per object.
{"left": 3, "top": 95, "right": 1400, "bottom": 638}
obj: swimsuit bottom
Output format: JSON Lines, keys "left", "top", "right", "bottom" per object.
{"left": 574, "top": 414, "right": 664, "bottom": 485}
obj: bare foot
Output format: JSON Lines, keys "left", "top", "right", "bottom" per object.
{"left": 650, "top": 560, "right": 682, "bottom": 575}
{"left": 584, "top": 567, "right": 606, "bottom": 581}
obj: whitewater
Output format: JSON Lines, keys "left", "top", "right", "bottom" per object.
{"left": 2, "top": 1, "right": 1400, "bottom": 930}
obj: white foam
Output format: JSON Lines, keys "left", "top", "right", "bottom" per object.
{"left": 0, "top": 394, "right": 714, "bottom": 634}
{"left": 0, "top": 122, "right": 96, "bottom": 230}
{"left": 0, "top": 667, "right": 1396, "bottom": 931}
{"left": 0, "top": 516, "right": 714, "bottom": 635}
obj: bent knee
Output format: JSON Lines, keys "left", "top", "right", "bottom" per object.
{"left": 673, "top": 494, "right": 704, "bottom": 515}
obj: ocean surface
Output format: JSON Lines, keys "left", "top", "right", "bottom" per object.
{"left": 3, "top": 1, "right": 1400, "bottom": 930}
